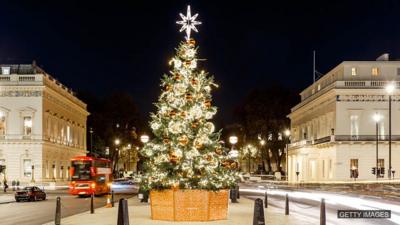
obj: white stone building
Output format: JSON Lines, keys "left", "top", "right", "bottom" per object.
{"left": 0, "top": 63, "right": 89, "bottom": 184}
{"left": 288, "top": 57, "right": 400, "bottom": 182}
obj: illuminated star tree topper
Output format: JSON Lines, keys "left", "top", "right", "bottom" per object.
{"left": 176, "top": 5, "right": 202, "bottom": 40}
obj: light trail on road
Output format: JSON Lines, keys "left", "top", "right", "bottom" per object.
{"left": 240, "top": 187, "right": 400, "bottom": 224}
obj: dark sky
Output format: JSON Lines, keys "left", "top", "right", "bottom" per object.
{"left": 1, "top": 0, "right": 400, "bottom": 124}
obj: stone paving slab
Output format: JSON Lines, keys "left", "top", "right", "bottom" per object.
{"left": 43, "top": 197, "right": 316, "bottom": 225}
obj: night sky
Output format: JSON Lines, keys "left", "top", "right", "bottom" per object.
{"left": 1, "top": 0, "right": 400, "bottom": 124}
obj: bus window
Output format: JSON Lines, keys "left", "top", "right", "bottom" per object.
{"left": 71, "top": 161, "right": 92, "bottom": 181}
{"left": 97, "top": 175, "right": 106, "bottom": 184}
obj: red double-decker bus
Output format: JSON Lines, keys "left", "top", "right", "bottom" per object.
{"left": 69, "top": 156, "right": 112, "bottom": 196}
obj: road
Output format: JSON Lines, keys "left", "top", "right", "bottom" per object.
{"left": 0, "top": 189, "right": 135, "bottom": 225}
{"left": 240, "top": 183, "right": 399, "bottom": 225}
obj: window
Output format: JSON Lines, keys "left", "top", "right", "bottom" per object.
{"left": 351, "top": 67, "right": 357, "bottom": 76}
{"left": 350, "top": 115, "right": 359, "bottom": 138}
{"left": 372, "top": 67, "right": 379, "bottom": 76}
{"left": 329, "top": 159, "right": 333, "bottom": 178}
{"left": 0, "top": 113, "right": 5, "bottom": 135}
{"left": 23, "top": 159, "right": 32, "bottom": 177}
{"left": 350, "top": 159, "right": 359, "bottom": 178}
{"left": 378, "top": 159, "right": 385, "bottom": 178}
{"left": 317, "top": 84, "right": 321, "bottom": 91}
{"left": 1, "top": 67, "right": 10, "bottom": 75}
{"left": 322, "top": 160, "right": 325, "bottom": 178}
{"left": 23, "top": 116, "right": 32, "bottom": 135}
{"left": 66, "top": 125, "right": 71, "bottom": 143}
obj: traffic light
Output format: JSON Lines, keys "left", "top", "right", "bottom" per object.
{"left": 372, "top": 167, "right": 376, "bottom": 175}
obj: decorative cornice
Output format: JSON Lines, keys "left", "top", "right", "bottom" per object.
{"left": 0, "top": 90, "right": 42, "bottom": 97}
{"left": 337, "top": 94, "right": 400, "bottom": 102}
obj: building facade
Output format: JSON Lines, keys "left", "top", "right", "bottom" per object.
{"left": 288, "top": 58, "right": 400, "bottom": 182}
{"left": 0, "top": 64, "right": 89, "bottom": 184}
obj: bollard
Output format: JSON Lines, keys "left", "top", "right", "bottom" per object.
{"left": 264, "top": 191, "right": 268, "bottom": 208}
{"left": 230, "top": 187, "right": 238, "bottom": 203}
{"left": 285, "top": 193, "right": 289, "bottom": 215}
{"left": 253, "top": 198, "right": 265, "bottom": 225}
{"left": 90, "top": 193, "right": 94, "bottom": 214}
{"left": 55, "top": 197, "right": 61, "bottom": 225}
{"left": 236, "top": 185, "right": 240, "bottom": 199}
{"left": 320, "top": 198, "right": 326, "bottom": 225}
{"left": 117, "top": 198, "right": 130, "bottom": 225}
{"left": 106, "top": 194, "right": 112, "bottom": 208}
{"left": 112, "top": 190, "right": 115, "bottom": 207}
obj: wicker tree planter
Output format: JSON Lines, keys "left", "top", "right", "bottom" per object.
{"left": 150, "top": 189, "right": 229, "bottom": 221}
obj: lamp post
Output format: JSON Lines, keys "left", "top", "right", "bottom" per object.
{"left": 127, "top": 144, "right": 132, "bottom": 171}
{"left": 373, "top": 113, "right": 382, "bottom": 180}
{"left": 245, "top": 145, "right": 252, "bottom": 174}
{"left": 259, "top": 139, "right": 266, "bottom": 174}
{"left": 284, "top": 129, "right": 291, "bottom": 181}
{"left": 386, "top": 82, "right": 395, "bottom": 179}
{"left": 89, "top": 128, "right": 93, "bottom": 154}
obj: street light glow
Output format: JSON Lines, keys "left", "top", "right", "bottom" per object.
{"left": 259, "top": 139, "right": 266, "bottom": 146}
{"left": 385, "top": 82, "right": 396, "bottom": 94}
{"left": 373, "top": 113, "right": 382, "bottom": 122}
{"left": 284, "top": 129, "right": 291, "bottom": 137}
{"left": 229, "top": 135, "right": 238, "bottom": 145}
{"left": 140, "top": 134, "right": 149, "bottom": 143}
{"left": 114, "top": 138, "right": 120, "bottom": 146}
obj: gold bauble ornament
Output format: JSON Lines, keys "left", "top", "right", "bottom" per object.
{"left": 191, "top": 78, "right": 198, "bottom": 86}
{"left": 169, "top": 150, "right": 179, "bottom": 163}
{"left": 174, "top": 73, "right": 181, "bottom": 80}
{"left": 230, "top": 162, "right": 238, "bottom": 169}
{"left": 163, "top": 138, "right": 170, "bottom": 144}
{"left": 191, "top": 120, "right": 199, "bottom": 128}
{"left": 204, "top": 100, "right": 211, "bottom": 108}
{"left": 169, "top": 110, "right": 176, "bottom": 117}
{"left": 195, "top": 143, "right": 203, "bottom": 150}
{"left": 178, "top": 135, "right": 189, "bottom": 146}
{"left": 186, "top": 93, "right": 193, "bottom": 101}
{"left": 215, "top": 147, "right": 223, "bottom": 155}
{"left": 180, "top": 111, "right": 186, "bottom": 118}
{"left": 187, "top": 38, "right": 196, "bottom": 46}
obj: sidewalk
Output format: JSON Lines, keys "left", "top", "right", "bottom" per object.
{"left": 0, "top": 193, "right": 15, "bottom": 204}
{"left": 43, "top": 197, "right": 316, "bottom": 225}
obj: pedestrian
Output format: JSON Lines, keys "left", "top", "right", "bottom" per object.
{"left": 3, "top": 180, "right": 8, "bottom": 193}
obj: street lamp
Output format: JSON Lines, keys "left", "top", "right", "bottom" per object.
{"left": 259, "top": 139, "right": 266, "bottom": 174}
{"left": 140, "top": 134, "right": 149, "bottom": 144}
{"left": 284, "top": 129, "right": 291, "bottom": 181}
{"left": 373, "top": 113, "right": 382, "bottom": 180}
{"left": 244, "top": 144, "right": 254, "bottom": 174}
{"left": 89, "top": 128, "right": 93, "bottom": 154}
{"left": 114, "top": 138, "right": 120, "bottom": 146}
{"left": 229, "top": 136, "right": 238, "bottom": 149}
{"left": 386, "top": 82, "right": 395, "bottom": 179}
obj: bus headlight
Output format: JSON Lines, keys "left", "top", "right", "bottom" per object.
{"left": 91, "top": 183, "right": 96, "bottom": 189}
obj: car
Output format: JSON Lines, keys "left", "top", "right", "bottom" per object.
{"left": 15, "top": 186, "right": 46, "bottom": 202}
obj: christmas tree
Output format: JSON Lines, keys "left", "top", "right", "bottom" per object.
{"left": 140, "top": 6, "right": 237, "bottom": 191}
